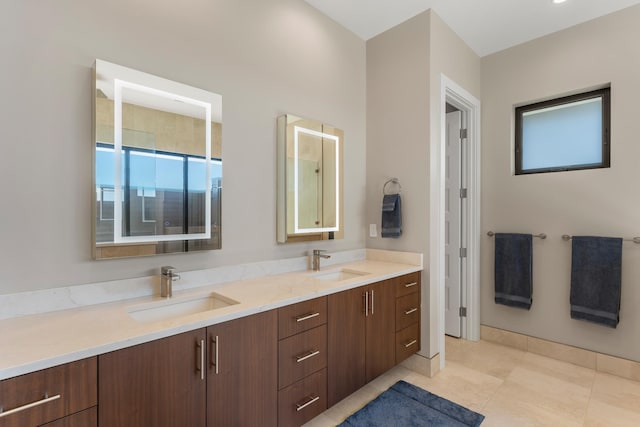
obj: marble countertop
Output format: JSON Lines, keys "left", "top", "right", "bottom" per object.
{"left": 0, "top": 255, "right": 421, "bottom": 380}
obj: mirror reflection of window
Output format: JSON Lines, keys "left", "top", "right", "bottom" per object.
{"left": 95, "top": 144, "right": 221, "bottom": 243}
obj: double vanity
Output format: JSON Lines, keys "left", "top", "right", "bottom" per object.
{"left": 0, "top": 252, "right": 422, "bottom": 426}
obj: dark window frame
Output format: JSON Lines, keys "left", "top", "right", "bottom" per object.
{"left": 515, "top": 87, "right": 611, "bottom": 175}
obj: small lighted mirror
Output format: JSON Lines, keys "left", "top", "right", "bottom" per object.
{"left": 93, "top": 60, "right": 222, "bottom": 259}
{"left": 277, "top": 114, "right": 344, "bottom": 243}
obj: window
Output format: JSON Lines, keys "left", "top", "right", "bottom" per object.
{"left": 515, "top": 87, "right": 610, "bottom": 175}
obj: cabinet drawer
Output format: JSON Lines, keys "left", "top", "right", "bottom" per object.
{"left": 0, "top": 357, "right": 97, "bottom": 427}
{"left": 278, "top": 368, "right": 327, "bottom": 427}
{"left": 40, "top": 406, "right": 97, "bottom": 427}
{"left": 278, "top": 325, "right": 327, "bottom": 389}
{"left": 278, "top": 296, "right": 327, "bottom": 339}
{"left": 396, "top": 292, "right": 421, "bottom": 331}
{"left": 396, "top": 323, "right": 420, "bottom": 364}
{"left": 394, "top": 272, "right": 421, "bottom": 298}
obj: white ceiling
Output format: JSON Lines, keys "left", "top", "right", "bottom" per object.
{"left": 303, "top": 0, "right": 640, "bottom": 57}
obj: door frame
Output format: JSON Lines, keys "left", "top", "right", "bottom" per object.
{"left": 433, "top": 74, "right": 481, "bottom": 369}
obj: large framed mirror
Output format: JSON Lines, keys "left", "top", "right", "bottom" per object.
{"left": 93, "top": 60, "right": 222, "bottom": 259}
{"left": 277, "top": 114, "right": 344, "bottom": 243}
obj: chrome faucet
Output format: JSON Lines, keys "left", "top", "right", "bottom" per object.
{"left": 160, "top": 266, "right": 180, "bottom": 298}
{"left": 311, "top": 250, "right": 331, "bottom": 271}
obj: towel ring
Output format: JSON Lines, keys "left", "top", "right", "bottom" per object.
{"left": 383, "top": 178, "right": 402, "bottom": 195}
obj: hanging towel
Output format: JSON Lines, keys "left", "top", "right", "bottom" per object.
{"left": 381, "top": 193, "right": 402, "bottom": 238}
{"left": 494, "top": 233, "right": 533, "bottom": 310}
{"left": 570, "top": 236, "right": 622, "bottom": 328}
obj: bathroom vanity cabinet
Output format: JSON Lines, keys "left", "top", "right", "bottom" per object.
{"left": 98, "top": 310, "right": 278, "bottom": 427}
{"left": 207, "top": 310, "right": 278, "bottom": 426}
{"left": 1, "top": 270, "right": 421, "bottom": 427}
{"left": 277, "top": 297, "right": 328, "bottom": 427}
{"left": 327, "top": 278, "right": 397, "bottom": 406}
{"left": 395, "top": 272, "right": 421, "bottom": 363}
{"left": 0, "top": 358, "right": 97, "bottom": 427}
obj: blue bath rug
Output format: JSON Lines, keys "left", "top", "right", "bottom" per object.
{"left": 339, "top": 380, "right": 484, "bottom": 427}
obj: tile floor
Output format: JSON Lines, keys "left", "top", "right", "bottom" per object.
{"left": 304, "top": 337, "right": 640, "bottom": 426}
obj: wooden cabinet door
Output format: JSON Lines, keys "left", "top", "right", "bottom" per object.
{"left": 327, "top": 286, "right": 366, "bottom": 407}
{"left": 98, "top": 329, "right": 207, "bottom": 427}
{"left": 207, "top": 310, "right": 278, "bottom": 427}
{"left": 365, "top": 279, "right": 396, "bottom": 382}
{"left": 40, "top": 407, "right": 97, "bottom": 427}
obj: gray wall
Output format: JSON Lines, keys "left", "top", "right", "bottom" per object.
{"left": 366, "top": 10, "right": 480, "bottom": 357}
{"left": 481, "top": 5, "right": 640, "bottom": 362}
{"left": 0, "top": 0, "right": 366, "bottom": 294}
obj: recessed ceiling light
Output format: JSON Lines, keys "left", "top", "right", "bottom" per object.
{"left": 553, "top": 0, "right": 568, "bottom": 4}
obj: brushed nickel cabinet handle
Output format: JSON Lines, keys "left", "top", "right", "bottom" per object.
{"left": 296, "top": 395, "right": 320, "bottom": 412}
{"left": 0, "top": 394, "right": 61, "bottom": 418}
{"left": 295, "top": 312, "right": 320, "bottom": 322}
{"left": 295, "top": 350, "right": 320, "bottom": 363}
{"left": 211, "top": 335, "right": 219, "bottom": 374}
{"left": 371, "top": 290, "right": 375, "bottom": 315}
{"left": 404, "top": 308, "right": 418, "bottom": 315}
{"left": 196, "top": 339, "right": 204, "bottom": 380}
{"left": 405, "top": 282, "right": 418, "bottom": 288}
{"left": 364, "top": 291, "right": 369, "bottom": 317}
{"left": 404, "top": 339, "right": 418, "bottom": 348}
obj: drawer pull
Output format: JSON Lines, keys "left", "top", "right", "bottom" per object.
{"left": 404, "top": 339, "right": 418, "bottom": 348}
{"left": 404, "top": 282, "right": 418, "bottom": 288}
{"left": 296, "top": 395, "right": 320, "bottom": 412}
{"left": 295, "top": 312, "right": 320, "bottom": 322}
{"left": 404, "top": 308, "right": 418, "bottom": 315}
{"left": 0, "top": 393, "right": 61, "bottom": 418}
{"left": 295, "top": 350, "right": 320, "bottom": 363}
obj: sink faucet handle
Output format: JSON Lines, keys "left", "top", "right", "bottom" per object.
{"left": 161, "top": 266, "right": 176, "bottom": 275}
{"left": 161, "top": 266, "right": 181, "bottom": 281}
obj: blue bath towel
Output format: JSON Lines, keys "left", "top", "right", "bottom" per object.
{"left": 381, "top": 194, "right": 402, "bottom": 238}
{"left": 570, "top": 236, "right": 622, "bottom": 328}
{"left": 494, "top": 233, "right": 533, "bottom": 310}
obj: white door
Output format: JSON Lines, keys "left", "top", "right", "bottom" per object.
{"left": 445, "top": 110, "right": 463, "bottom": 337}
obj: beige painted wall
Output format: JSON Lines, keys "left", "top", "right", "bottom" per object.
{"left": 366, "top": 10, "right": 481, "bottom": 357}
{"left": 0, "top": 0, "right": 365, "bottom": 294}
{"left": 481, "top": 5, "right": 640, "bottom": 362}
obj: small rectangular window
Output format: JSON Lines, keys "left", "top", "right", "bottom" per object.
{"left": 515, "top": 88, "right": 610, "bottom": 175}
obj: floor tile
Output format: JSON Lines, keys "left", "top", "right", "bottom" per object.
{"left": 405, "top": 360, "right": 503, "bottom": 412}
{"left": 305, "top": 339, "right": 640, "bottom": 427}
{"left": 444, "top": 337, "right": 526, "bottom": 380}
{"left": 519, "top": 351, "right": 596, "bottom": 389}
{"left": 584, "top": 398, "right": 640, "bottom": 427}
{"left": 590, "top": 372, "right": 640, "bottom": 415}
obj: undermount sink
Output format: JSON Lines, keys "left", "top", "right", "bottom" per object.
{"left": 127, "top": 292, "right": 239, "bottom": 323}
{"left": 312, "top": 268, "right": 369, "bottom": 281}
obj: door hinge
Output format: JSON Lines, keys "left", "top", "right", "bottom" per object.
{"left": 460, "top": 188, "right": 468, "bottom": 199}
{"left": 460, "top": 128, "right": 468, "bottom": 139}
{"left": 459, "top": 248, "right": 467, "bottom": 258}
{"left": 459, "top": 307, "right": 467, "bottom": 317}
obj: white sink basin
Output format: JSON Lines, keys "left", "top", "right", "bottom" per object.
{"left": 312, "top": 268, "right": 369, "bottom": 281}
{"left": 127, "top": 292, "right": 239, "bottom": 323}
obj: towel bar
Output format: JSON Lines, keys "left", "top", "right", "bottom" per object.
{"left": 487, "top": 231, "right": 546, "bottom": 239}
{"left": 562, "top": 234, "right": 640, "bottom": 244}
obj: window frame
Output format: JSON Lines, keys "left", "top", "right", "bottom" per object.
{"left": 515, "top": 87, "right": 611, "bottom": 175}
